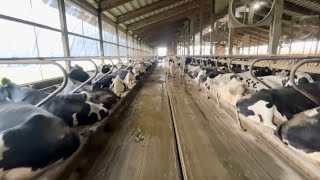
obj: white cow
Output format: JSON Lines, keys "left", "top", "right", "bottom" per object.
{"left": 110, "top": 75, "right": 126, "bottom": 97}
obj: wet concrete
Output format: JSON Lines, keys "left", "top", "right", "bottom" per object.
{"left": 167, "top": 77, "right": 309, "bottom": 180}
{"left": 81, "top": 64, "right": 181, "bottom": 180}
{"left": 80, "top": 63, "right": 309, "bottom": 180}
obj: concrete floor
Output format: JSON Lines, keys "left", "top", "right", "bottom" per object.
{"left": 80, "top": 63, "right": 309, "bottom": 180}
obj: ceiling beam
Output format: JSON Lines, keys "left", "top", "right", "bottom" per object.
{"left": 127, "top": 1, "right": 199, "bottom": 31}
{"left": 101, "top": 0, "right": 133, "bottom": 11}
{"left": 134, "top": 20, "right": 186, "bottom": 36}
{"left": 285, "top": 0, "right": 320, "bottom": 13}
{"left": 133, "top": 18, "right": 187, "bottom": 34}
{"left": 142, "top": 27, "right": 182, "bottom": 41}
{"left": 118, "top": 0, "right": 181, "bottom": 23}
{"left": 131, "top": 14, "right": 191, "bottom": 35}
{"left": 137, "top": 25, "right": 182, "bottom": 39}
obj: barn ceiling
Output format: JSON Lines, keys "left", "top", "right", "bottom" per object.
{"left": 78, "top": 0, "right": 320, "bottom": 48}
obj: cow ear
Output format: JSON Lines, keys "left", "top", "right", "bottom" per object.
{"left": 1, "top": 78, "right": 11, "bottom": 87}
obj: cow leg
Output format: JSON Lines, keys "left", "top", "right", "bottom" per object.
{"left": 236, "top": 109, "right": 246, "bottom": 131}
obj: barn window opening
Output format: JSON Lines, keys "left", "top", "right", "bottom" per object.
{"left": 158, "top": 47, "right": 167, "bottom": 56}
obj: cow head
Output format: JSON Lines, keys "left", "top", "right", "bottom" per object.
{"left": 0, "top": 78, "right": 40, "bottom": 102}
{"left": 69, "top": 65, "right": 89, "bottom": 83}
{"left": 0, "top": 78, "right": 10, "bottom": 100}
{"left": 99, "top": 64, "right": 112, "bottom": 74}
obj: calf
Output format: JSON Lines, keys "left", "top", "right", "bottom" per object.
{"left": 1, "top": 78, "right": 109, "bottom": 127}
{"left": 0, "top": 100, "right": 79, "bottom": 179}
{"left": 236, "top": 82, "right": 320, "bottom": 130}
{"left": 275, "top": 107, "right": 320, "bottom": 162}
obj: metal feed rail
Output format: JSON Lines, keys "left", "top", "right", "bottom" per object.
{"left": 290, "top": 59, "right": 320, "bottom": 105}
{"left": 0, "top": 59, "right": 68, "bottom": 107}
{"left": 66, "top": 59, "right": 98, "bottom": 94}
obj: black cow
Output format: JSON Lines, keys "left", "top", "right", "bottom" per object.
{"left": 69, "top": 65, "right": 90, "bottom": 83}
{"left": 252, "top": 67, "right": 272, "bottom": 77}
{"left": 99, "top": 64, "right": 112, "bottom": 74}
{"left": 236, "top": 82, "right": 320, "bottom": 130}
{"left": 0, "top": 100, "right": 79, "bottom": 179}
{"left": 0, "top": 78, "right": 109, "bottom": 127}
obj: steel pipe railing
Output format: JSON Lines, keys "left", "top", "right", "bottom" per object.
{"left": 68, "top": 59, "right": 98, "bottom": 94}
{"left": 0, "top": 59, "right": 67, "bottom": 107}
{"left": 215, "top": 57, "right": 225, "bottom": 71}
{"left": 92, "top": 58, "right": 115, "bottom": 84}
{"left": 228, "top": 58, "right": 244, "bottom": 79}
{"left": 290, "top": 59, "right": 320, "bottom": 105}
{"left": 249, "top": 57, "right": 320, "bottom": 89}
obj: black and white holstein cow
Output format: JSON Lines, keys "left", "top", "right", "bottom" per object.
{"left": 0, "top": 78, "right": 109, "bottom": 127}
{"left": 204, "top": 70, "right": 314, "bottom": 107}
{"left": 276, "top": 107, "right": 320, "bottom": 162}
{"left": 0, "top": 100, "right": 79, "bottom": 179}
{"left": 65, "top": 65, "right": 122, "bottom": 101}
{"left": 236, "top": 82, "right": 320, "bottom": 130}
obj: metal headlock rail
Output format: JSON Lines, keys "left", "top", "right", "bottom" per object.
{"left": 0, "top": 56, "right": 155, "bottom": 61}
{"left": 215, "top": 57, "right": 225, "bottom": 71}
{"left": 92, "top": 58, "right": 115, "bottom": 85}
{"left": 44, "top": 56, "right": 155, "bottom": 88}
{"left": 248, "top": 56, "right": 320, "bottom": 89}
{"left": 65, "top": 59, "right": 98, "bottom": 94}
{"left": 290, "top": 59, "right": 320, "bottom": 105}
{"left": 228, "top": 57, "right": 243, "bottom": 79}
{"left": 0, "top": 59, "right": 68, "bottom": 107}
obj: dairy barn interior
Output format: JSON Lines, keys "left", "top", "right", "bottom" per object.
{"left": 2, "top": 0, "right": 320, "bottom": 179}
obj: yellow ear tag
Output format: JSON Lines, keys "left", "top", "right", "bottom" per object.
{"left": 1, "top": 78, "right": 9, "bottom": 87}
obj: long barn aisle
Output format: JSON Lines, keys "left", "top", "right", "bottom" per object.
{"left": 81, "top": 63, "right": 182, "bottom": 180}
{"left": 80, "top": 63, "right": 309, "bottom": 180}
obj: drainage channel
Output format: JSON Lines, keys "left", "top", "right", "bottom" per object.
{"left": 165, "top": 77, "right": 187, "bottom": 180}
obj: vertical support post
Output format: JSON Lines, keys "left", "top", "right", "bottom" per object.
{"left": 210, "top": 0, "right": 215, "bottom": 55}
{"left": 192, "top": 16, "right": 196, "bottom": 55}
{"left": 126, "top": 30, "right": 129, "bottom": 57}
{"left": 228, "top": 28, "right": 234, "bottom": 55}
{"left": 139, "top": 39, "right": 141, "bottom": 56}
{"left": 268, "top": 0, "right": 284, "bottom": 54}
{"left": 188, "top": 19, "right": 191, "bottom": 55}
{"left": 183, "top": 32, "right": 186, "bottom": 55}
{"left": 57, "top": 0, "right": 71, "bottom": 70}
{"left": 116, "top": 24, "right": 120, "bottom": 58}
{"left": 315, "top": 30, "right": 320, "bottom": 54}
{"left": 190, "top": 17, "right": 195, "bottom": 55}
{"left": 98, "top": 6, "right": 104, "bottom": 61}
{"left": 257, "top": 31, "right": 260, "bottom": 54}
{"left": 248, "top": 34, "right": 251, "bottom": 55}
{"left": 199, "top": 0, "right": 203, "bottom": 55}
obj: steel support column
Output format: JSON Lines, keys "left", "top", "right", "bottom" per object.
{"left": 210, "top": 0, "right": 215, "bottom": 55}
{"left": 116, "top": 24, "right": 120, "bottom": 58}
{"left": 98, "top": 7, "right": 104, "bottom": 59}
{"left": 228, "top": 28, "right": 235, "bottom": 55}
{"left": 57, "top": 0, "right": 71, "bottom": 69}
{"left": 199, "top": 0, "right": 203, "bottom": 55}
{"left": 188, "top": 19, "right": 191, "bottom": 55}
{"left": 268, "top": 0, "right": 284, "bottom": 54}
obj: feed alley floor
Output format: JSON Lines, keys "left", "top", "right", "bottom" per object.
{"left": 80, "top": 63, "right": 309, "bottom": 180}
